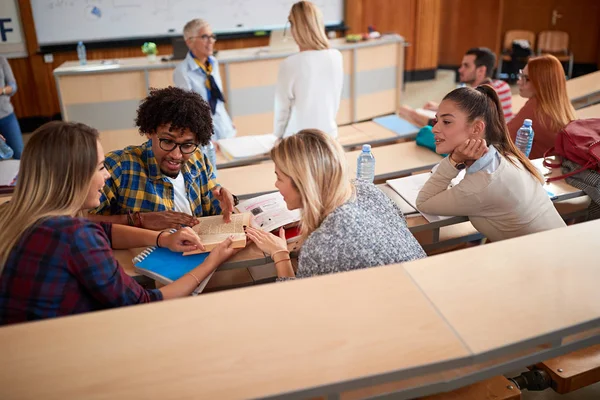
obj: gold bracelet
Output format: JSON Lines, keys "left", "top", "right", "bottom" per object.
{"left": 274, "top": 258, "right": 291, "bottom": 265}
{"left": 187, "top": 272, "right": 201, "bottom": 285}
{"left": 271, "top": 249, "right": 290, "bottom": 258}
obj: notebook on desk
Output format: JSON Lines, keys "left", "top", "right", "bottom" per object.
{"left": 373, "top": 114, "right": 419, "bottom": 137}
{"left": 133, "top": 247, "right": 213, "bottom": 295}
{"left": 386, "top": 173, "right": 458, "bottom": 223}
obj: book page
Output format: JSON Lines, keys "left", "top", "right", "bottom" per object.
{"left": 184, "top": 213, "right": 250, "bottom": 255}
{"left": 236, "top": 192, "right": 300, "bottom": 232}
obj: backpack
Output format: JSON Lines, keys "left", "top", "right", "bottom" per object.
{"left": 543, "top": 118, "right": 600, "bottom": 182}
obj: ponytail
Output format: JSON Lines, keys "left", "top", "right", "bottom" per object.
{"left": 443, "top": 86, "right": 543, "bottom": 184}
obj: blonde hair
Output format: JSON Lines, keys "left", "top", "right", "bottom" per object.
{"left": 0, "top": 121, "right": 100, "bottom": 271}
{"left": 183, "top": 18, "right": 210, "bottom": 41}
{"left": 289, "top": 1, "right": 329, "bottom": 50}
{"left": 270, "top": 129, "right": 352, "bottom": 240}
{"left": 528, "top": 55, "right": 576, "bottom": 132}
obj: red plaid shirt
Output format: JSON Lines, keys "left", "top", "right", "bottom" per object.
{"left": 0, "top": 216, "right": 162, "bottom": 325}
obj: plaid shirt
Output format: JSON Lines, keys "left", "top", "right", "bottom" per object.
{"left": 0, "top": 216, "right": 162, "bottom": 325}
{"left": 90, "top": 139, "right": 221, "bottom": 217}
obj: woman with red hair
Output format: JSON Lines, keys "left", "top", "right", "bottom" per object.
{"left": 508, "top": 54, "right": 576, "bottom": 159}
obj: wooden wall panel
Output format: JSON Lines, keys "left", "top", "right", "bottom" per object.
{"left": 438, "top": 0, "right": 503, "bottom": 66}
{"left": 414, "top": 0, "right": 441, "bottom": 70}
{"left": 502, "top": 0, "right": 600, "bottom": 64}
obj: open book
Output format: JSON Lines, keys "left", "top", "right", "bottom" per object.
{"left": 218, "top": 134, "right": 278, "bottom": 160}
{"left": 183, "top": 213, "right": 252, "bottom": 256}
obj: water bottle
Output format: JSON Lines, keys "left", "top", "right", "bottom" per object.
{"left": 77, "top": 41, "right": 87, "bottom": 65}
{"left": 0, "top": 138, "right": 14, "bottom": 160}
{"left": 356, "top": 144, "right": 375, "bottom": 182}
{"left": 515, "top": 119, "right": 535, "bottom": 157}
{"left": 204, "top": 141, "right": 217, "bottom": 177}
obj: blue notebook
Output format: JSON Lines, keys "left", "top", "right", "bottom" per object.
{"left": 133, "top": 247, "right": 212, "bottom": 294}
{"left": 373, "top": 114, "right": 419, "bottom": 137}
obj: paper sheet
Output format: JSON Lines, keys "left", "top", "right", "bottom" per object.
{"left": 236, "top": 192, "right": 301, "bottom": 232}
{"left": 218, "top": 134, "right": 278, "bottom": 160}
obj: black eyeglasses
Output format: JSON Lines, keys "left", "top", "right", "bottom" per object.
{"left": 517, "top": 69, "right": 529, "bottom": 82}
{"left": 190, "top": 34, "right": 217, "bottom": 42}
{"left": 158, "top": 138, "right": 199, "bottom": 154}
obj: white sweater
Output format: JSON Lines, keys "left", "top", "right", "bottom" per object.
{"left": 274, "top": 49, "right": 343, "bottom": 138}
{"left": 416, "top": 156, "right": 566, "bottom": 242}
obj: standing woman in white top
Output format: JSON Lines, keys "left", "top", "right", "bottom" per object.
{"left": 274, "top": 1, "right": 344, "bottom": 139}
{"left": 416, "top": 86, "right": 565, "bottom": 242}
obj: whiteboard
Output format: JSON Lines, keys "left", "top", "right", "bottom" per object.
{"left": 31, "top": 0, "right": 344, "bottom": 46}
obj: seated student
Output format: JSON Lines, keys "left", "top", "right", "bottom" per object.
{"left": 274, "top": 1, "right": 344, "bottom": 139}
{"left": 173, "top": 18, "right": 236, "bottom": 140}
{"left": 416, "top": 86, "right": 566, "bottom": 242}
{"left": 88, "top": 87, "right": 237, "bottom": 230}
{"left": 399, "top": 47, "right": 513, "bottom": 126}
{"left": 0, "top": 121, "right": 238, "bottom": 325}
{"left": 245, "top": 129, "right": 426, "bottom": 280}
{"left": 508, "top": 55, "right": 576, "bottom": 159}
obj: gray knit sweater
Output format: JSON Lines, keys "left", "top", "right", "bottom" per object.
{"left": 284, "top": 180, "right": 426, "bottom": 281}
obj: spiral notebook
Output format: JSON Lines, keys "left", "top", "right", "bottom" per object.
{"left": 133, "top": 247, "right": 213, "bottom": 295}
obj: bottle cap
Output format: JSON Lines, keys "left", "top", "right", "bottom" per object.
{"left": 523, "top": 119, "right": 532, "bottom": 127}
{"left": 362, "top": 144, "right": 371, "bottom": 152}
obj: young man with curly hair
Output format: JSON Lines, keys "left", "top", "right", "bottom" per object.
{"left": 88, "top": 87, "right": 237, "bottom": 230}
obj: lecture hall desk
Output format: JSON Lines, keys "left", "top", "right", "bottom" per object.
{"left": 2, "top": 220, "right": 600, "bottom": 399}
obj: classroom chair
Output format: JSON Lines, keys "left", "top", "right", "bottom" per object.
{"left": 496, "top": 30, "right": 536, "bottom": 79}
{"left": 537, "top": 30, "right": 574, "bottom": 79}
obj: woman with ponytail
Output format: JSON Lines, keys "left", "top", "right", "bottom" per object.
{"left": 416, "top": 85, "right": 565, "bottom": 242}
{"left": 245, "top": 129, "right": 425, "bottom": 280}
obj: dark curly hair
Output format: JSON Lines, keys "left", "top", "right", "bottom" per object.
{"left": 135, "top": 86, "right": 214, "bottom": 145}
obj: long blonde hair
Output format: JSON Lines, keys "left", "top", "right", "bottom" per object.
{"left": 289, "top": 1, "right": 330, "bottom": 50}
{"left": 0, "top": 121, "right": 100, "bottom": 271}
{"left": 270, "top": 129, "right": 352, "bottom": 240}
{"left": 528, "top": 55, "right": 576, "bottom": 132}
{"left": 444, "top": 85, "right": 544, "bottom": 184}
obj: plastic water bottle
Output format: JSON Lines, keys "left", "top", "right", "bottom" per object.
{"left": 356, "top": 144, "right": 375, "bottom": 182}
{"left": 0, "top": 138, "right": 14, "bottom": 160}
{"left": 77, "top": 41, "right": 87, "bottom": 65}
{"left": 515, "top": 119, "right": 535, "bottom": 157}
{"left": 204, "top": 142, "right": 217, "bottom": 177}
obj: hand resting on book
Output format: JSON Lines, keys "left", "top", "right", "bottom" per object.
{"left": 245, "top": 226, "right": 288, "bottom": 256}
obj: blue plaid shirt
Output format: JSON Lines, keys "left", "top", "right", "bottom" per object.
{"left": 91, "top": 139, "right": 221, "bottom": 217}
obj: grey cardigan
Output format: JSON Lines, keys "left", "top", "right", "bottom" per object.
{"left": 0, "top": 57, "right": 17, "bottom": 119}
{"left": 285, "top": 180, "right": 426, "bottom": 281}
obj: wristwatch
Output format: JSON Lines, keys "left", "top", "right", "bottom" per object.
{"left": 449, "top": 155, "right": 467, "bottom": 170}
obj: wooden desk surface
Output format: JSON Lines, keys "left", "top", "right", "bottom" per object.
{"left": 216, "top": 122, "right": 403, "bottom": 169}
{"left": 0, "top": 265, "right": 470, "bottom": 400}
{"left": 576, "top": 103, "right": 600, "bottom": 119}
{"left": 567, "top": 70, "right": 600, "bottom": 101}
{"left": 218, "top": 142, "right": 442, "bottom": 199}
{"left": 404, "top": 219, "right": 600, "bottom": 355}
